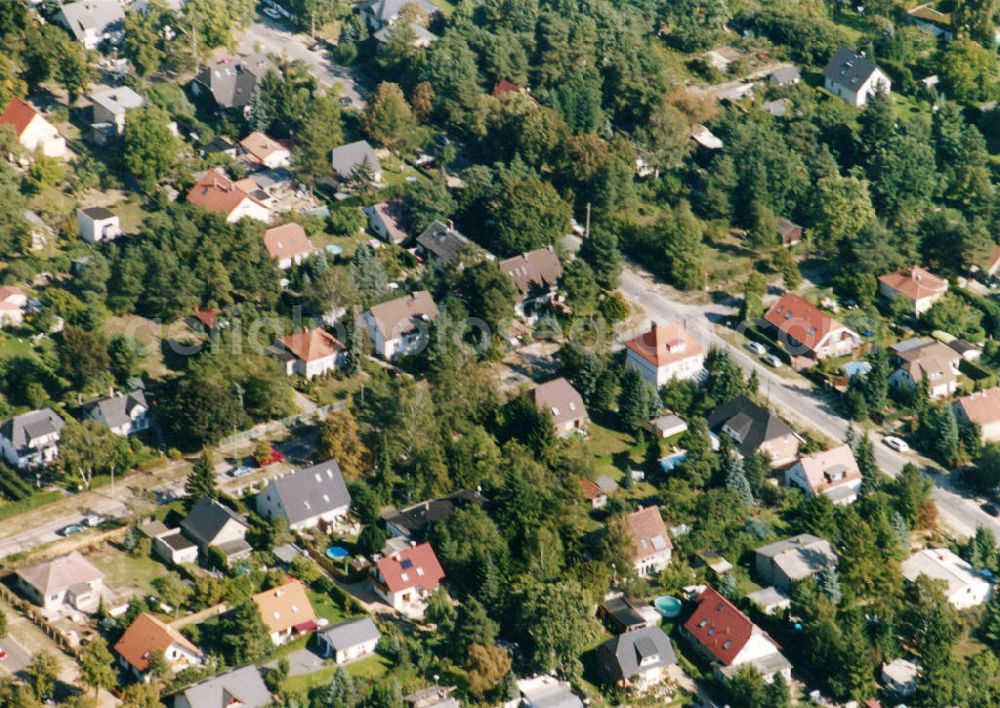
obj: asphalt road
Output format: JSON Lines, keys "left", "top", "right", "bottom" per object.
{"left": 0, "top": 635, "right": 31, "bottom": 677}
{"left": 618, "top": 266, "right": 999, "bottom": 540}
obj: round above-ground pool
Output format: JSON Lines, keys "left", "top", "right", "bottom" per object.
{"left": 325, "top": 545, "right": 350, "bottom": 560}
{"left": 325, "top": 244, "right": 344, "bottom": 257}
{"left": 654, "top": 595, "right": 682, "bottom": 619}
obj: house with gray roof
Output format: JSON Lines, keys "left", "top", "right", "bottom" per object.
{"left": 55, "top": 0, "right": 124, "bottom": 50}
{"left": 707, "top": 396, "right": 800, "bottom": 468}
{"left": 330, "top": 140, "right": 382, "bottom": 184}
{"left": 256, "top": 459, "right": 351, "bottom": 532}
{"left": 316, "top": 617, "right": 381, "bottom": 664}
{"left": 83, "top": 390, "right": 151, "bottom": 436}
{"left": 89, "top": 86, "right": 144, "bottom": 134}
{"left": 181, "top": 497, "right": 252, "bottom": 565}
{"left": 0, "top": 408, "right": 65, "bottom": 469}
{"left": 374, "top": 22, "right": 438, "bottom": 48}
{"left": 191, "top": 55, "right": 274, "bottom": 113}
{"left": 362, "top": 290, "right": 439, "bottom": 360}
{"left": 754, "top": 534, "right": 836, "bottom": 592}
{"left": 416, "top": 220, "right": 475, "bottom": 269}
{"left": 16, "top": 551, "right": 104, "bottom": 613}
{"left": 597, "top": 625, "right": 677, "bottom": 691}
{"left": 823, "top": 47, "right": 891, "bottom": 106}
{"left": 517, "top": 674, "right": 584, "bottom": 708}
{"left": 362, "top": 0, "right": 439, "bottom": 30}
{"left": 173, "top": 665, "right": 272, "bottom": 708}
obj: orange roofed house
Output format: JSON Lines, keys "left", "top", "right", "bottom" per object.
{"left": 878, "top": 266, "right": 948, "bottom": 316}
{"left": 262, "top": 223, "right": 316, "bottom": 270}
{"left": 371, "top": 542, "right": 445, "bottom": 618}
{"left": 953, "top": 386, "right": 1000, "bottom": 444}
{"left": 271, "top": 327, "right": 344, "bottom": 379}
{"left": 114, "top": 612, "right": 203, "bottom": 682}
{"left": 682, "top": 586, "right": 792, "bottom": 683}
{"left": 187, "top": 168, "right": 271, "bottom": 224}
{"left": 253, "top": 579, "right": 318, "bottom": 645}
{"left": 784, "top": 444, "right": 862, "bottom": 505}
{"left": 624, "top": 321, "right": 704, "bottom": 387}
{"left": 0, "top": 97, "right": 66, "bottom": 158}
{"left": 240, "top": 131, "right": 291, "bottom": 169}
{"left": 764, "top": 293, "right": 861, "bottom": 363}
{"left": 627, "top": 506, "right": 673, "bottom": 576}
{"left": 530, "top": 377, "right": 589, "bottom": 437}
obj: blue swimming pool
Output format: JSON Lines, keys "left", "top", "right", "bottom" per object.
{"left": 325, "top": 545, "right": 350, "bottom": 560}
{"left": 654, "top": 595, "right": 682, "bottom": 619}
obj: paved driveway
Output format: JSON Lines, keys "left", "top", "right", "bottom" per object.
{"left": 0, "top": 635, "right": 31, "bottom": 676}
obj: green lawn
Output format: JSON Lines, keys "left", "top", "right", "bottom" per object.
{"left": 307, "top": 587, "right": 356, "bottom": 625}
{"left": 0, "top": 331, "right": 45, "bottom": 362}
{"left": 86, "top": 545, "right": 171, "bottom": 598}
{"left": 282, "top": 653, "right": 393, "bottom": 695}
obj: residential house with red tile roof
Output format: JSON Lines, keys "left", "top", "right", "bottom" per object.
{"left": 114, "top": 612, "right": 203, "bottom": 681}
{"left": 252, "top": 579, "right": 318, "bottom": 645}
{"left": 271, "top": 328, "right": 345, "bottom": 379}
{"left": 262, "top": 223, "right": 316, "bottom": 270}
{"left": 624, "top": 321, "right": 704, "bottom": 387}
{"left": 0, "top": 286, "right": 27, "bottom": 327}
{"left": 784, "top": 444, "right": 862, "bottom": 504}
{"left": 682, "top": 586, "right": 791, "bottom": 682}
{"left": 371, "top": 542, "right": 445, "bottom": 617}
{"left": 953, "top": 387, "right": 1000, "bottom": 443}
{"left": 530, "top": 377, "right": 589, "bottom": 437}
{"left": 626, "top": 506, "right": 672, "bottom": 576}
{"left": 985, "top": 246, "right": 1000, "bottom": 279}
{"left": 186, "top": 168, "right": 270, "bottom": 224}
{"left": 878, "top": 266, "right": 948, "bottom": 315}
{"left": 580, "top": 478, "right": 608, "bottom": 510}
{"left": 0, "top": 97, "right": 66, "bottom": 158}
{"left": 764, "top": 293, "right": 861, "bottom": 362}
{"left": 240, "top": 131, "right": 291, "bottom": 169}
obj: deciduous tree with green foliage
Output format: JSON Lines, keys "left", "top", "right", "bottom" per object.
{"left": 124, "top": 106, "right": 180, "bottom": 195}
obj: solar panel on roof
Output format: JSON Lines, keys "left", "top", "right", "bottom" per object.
{"left": 401, "top": 558, "right": 413, "bottom": 569}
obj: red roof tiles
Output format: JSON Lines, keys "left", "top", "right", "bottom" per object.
{"left": 375, "top": 542, "right": 444, "bottom": 594}
{"left": 683, "top": 586, "right": 761, "bottom": 665}
{"left": 0, "top": 97, "right": 39, "bottom": 138}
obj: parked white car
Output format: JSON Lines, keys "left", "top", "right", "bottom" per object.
{"left": 762, "top": 354, "right": 784, "bottom": 368}
{"left": 883, "top": 436, "right": 910, "bottom": 453}
{"left": 745, "top": 341, "right": 768, "bottom": 356}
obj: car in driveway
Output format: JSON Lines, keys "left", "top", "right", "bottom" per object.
{"left": 762, "top": 353, "right": 784, "bottom": 368}
{"left": 58, "top": 523, "right": 85, "bottom": 537}
{"left": 982, "top": 502, "right": 1000, "bottom": 517}
{"left": 745, "top": 341, "right": 768, "bottom": 356}
{"left": 883, "top": 436, "right": 910, "bottom": 453}
{"left": 262, "top": 6, "right": 283, "bottom": 20}
{"left": 230, "top": 464, "right": 254, "bottom": 478}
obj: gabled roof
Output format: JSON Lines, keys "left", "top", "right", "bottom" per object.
{"left": 499, "top": 247, "right": 563, "bottom": 297}
{"left": 683, "top": 586, "right": 774, "bottom": 665}
{"left": 261, "top": 459, "right": 351, "bottom": 526}
{"left": 0, "top": 408, "right": 64, "bottom": 449}
{"left": 16, "top": 551, "right": 103, "bottom": 596}
{"left": 330, "top": 140, "right": 381, "bottom": 180}
{"left": 252, "top": 579, "right": 316, "bottom": 634}
{"left": 580, "top": 477, "right": 606, "bottom": 502}
{"left": 896, "top": 341, "right": 960, "bottom": 386}
{"left": 57, "top": 0, "right": 124, "bottom": 43}
{"left": 953, "top": 386, "right": 1000, "bottom": 426}
{"left": 278, "top": 328, "right": 343, "bottom": 363}
{"left": 187, "top": 168, "right": 265, "bottom": 216}
{"left": 764, "top": 293, "right": 853, "bottom": 353}
{"left": 363, "top": 0, "right": 438, "bottom": 24}
{"left": 755, "top": 533, "right": 837, "bottom": 582}
{"left": 0, "top": 97, "right": 41, "bottom": 138}
{"left": 879, "top": 266, "right": 948, "bottom": 301}
{"left": 985, "top": 245, "right": 1000, "bottom": 276}
{"left": 114, "top": 612, "right": 200, "bottom": 672}
{"left": 83, "top": 390, "right": 148, "bottom": 430}
{"left": 627, "top": 506, "right": 672, "bottom": 561}
{"left": 374, "top": 542, "right": 445, "bottom": 593}
{"left": 385, "top": 489, "right": 485, "bottom": 539}
{"left": 178, "top": 665, "right": 273, "bottom": 708}
{"left": 624, "top": 321, "right": 702, "bottom": 368}
{"left": 318, "top": 617, "right": 381, "bottom": 651}
{"left": 365, "top": 291, "right": 439, "bottom": 340}
{"left": 240, "top": 131, "right": 289, "bottom": 163}
{"left": 792, "top": 444, "right": 861, "bottom": 495}
{"left": 263, "top": 223, "right": 315, "bottom": 262}
{"left": 599, "top": 625, "right": 677, "bottom": 681}
{"left": 89, "top": 86, "right": 144, "bottom": 116}
{"left": 0, "top": 285, "right": 26, "bottom": 304}
{"left": 529, "top": 378, "right": 588, "bottom": 427}
{"left": 368, "top": 200, "right": 408, "bottom": 243}
{"left": 707, "top": 396, "right": 795, "bottom": 458}
{"left": 194, "top": 56, "right": 273, "bottom": 109}
{"left": 416, "top": 220, "right": 472, "bottom": 266}
{"left": 181, "top": 497, "right": 248, "bottom": 547}
{"left": 902, "top": 548, "right": 988, "bottom": 596}
{"left": 824, "top": 47, "right": 881, "bottom": 88}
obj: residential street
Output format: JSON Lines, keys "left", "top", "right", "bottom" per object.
{"left": 618, "top": 267, "right": 999, "bottom": 540}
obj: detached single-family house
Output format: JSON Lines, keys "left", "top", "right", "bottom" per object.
{"left": 252, "top": 579, "right": 318, "bottom": 645}
{"left": 626, "top": 506, "right": 673, "bottom": 576}
{"left": 0, "top": 408, "right": 65, "bottom": 469}
{"left": 16, "top": 551, "right": 104, "bottom": 613}
{"left": 385, "top": 489, "right": 486, "bottom": 540}
{"left": 77, "top": 207, "right": 121, "bottom": 243}
{"left": 764, "top": 293, "right": 861, "bottom": 362}
{"left": 581, "top": 478, "right": 608, "bottom": 509}
{"left": 879, "top": 266, "right": 948, "bottom": 316}
{"left": 181, "top": 497, "right": 253, "bottom": 565}
{"left": 517, "top": 675, "right": 583, "bottom": 708}
{"left": 262, "top": 223, "right": 316, "bottom": 270}
{"left": 55, "top": 0, "right": 124, "bottom": 50}
{"left": 362, "top": 290, "right": 439, "bottom": 360}
{"left": 0, "top": 97, "right": 67, "bottom": 158}
{"left": 331, "top": 140, "right": 382, "bottom": 183}
{"left": 374, "top": 22, "right": 438, "bottom": 48}
{"left": 902, "top": 548, "right": 992, "bottom": 609}
{"left": 83, "top": 390, "right": 151, "bottom": 436}
{"left": 404, "top": 686, "right": 460, "bottom": 708}
{"left": 624, "top": 321, "right": 704, "bottom": 387}
{"left": 769, "top": 66, "right": 801, "bottom": 86}
{"left": 362, "top": 0, "right": 438, "bottom": 30}
{"left": 89, "top": 86, "right": 144, "bottom": 134}
{"left": 270, "top": 328, "right": 344, "bottom": 379}
{"left": 953, "top": 387, "right": 1000, "bottom": 443}
{"left": 823, "top": 47, "right": 891, "bottom": 106}
{"left": 499, "top": 247, "right": 563, "bottom": 317}
{"left": 889, "top": 340, "right": 961, "bottom": 399}
{"left": 371, "top": 542, "right": 445, "bottom": 617}
{"left": 416, "top": 220, "right": 475, "bottom": 269}
{"left": 240, "top": 131, "right": 291, "bottom": 169}
{"left": 777, "top": 217, "right": 802, "bottom": 247}
{"left": 754, "top": 534, "right": 837, "bottom": 592}
{"left": 985, "top": 245, "right": 1000, "bottom": 279}
{"left": 882, "top": 658, "right": 920, "bottom": 698}
{"left": 707, "top": 396, "right": 800, "bottom": 468}
{"left": 187, "top": 168, "right": 270, "bottom": 223}
{"left": 682, "top": 587, "right": 792, "bottom": 683}
{"left": 317, "top": 617, "right": 381, "bottom": 664}
{"left": 784, "top": 444, "right": 862, "bottom": 504}
{"left": 597, "top": 625, "right": 677, "bottom": 691}
{"left": 173, "top": 665, "right": 273, "bottom": 708}
{"left": 599, "top": 595, "right": 661, "bottom": 634}
{"left": 366, "top": 200, "right": 408, "bottom": 245}
{"left": 115, "top": 613, "right": 203, "bottom": 681}
{"left": 907, "top": 3, "right": 954, "bottom": 39}
{"left": 256, "top": 459, "right": 351, "bottom": 532}
{"left": 191, "top": 56, "right": 274, "bottom": 113}
{"left": 0, "top": 285, "right": 28, "bottom": 327}
{"left": 530, "top": 377, "right": 588, "bottom": 437}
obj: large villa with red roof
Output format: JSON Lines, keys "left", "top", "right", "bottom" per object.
{"left": 682, "top": 586, "right": 792, "bottom": 683}
{"left": 624, "top": 321, "right": 704, "bottom": 387}
{"left": 764, "top": 294, "right": 861, "bottom": 363}
{"left": 371, "top": 542, "right": 445, "bottom": 618}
